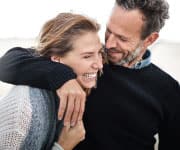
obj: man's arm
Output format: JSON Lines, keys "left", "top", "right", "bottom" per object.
{"left": 158, "top": 81, "right": 180, "bottom": 149}
{"left": 0, "top": 47, "right": 86, "bottom": 125}
{"left": 0, "top": 47, "right": 76, "bottom": 90}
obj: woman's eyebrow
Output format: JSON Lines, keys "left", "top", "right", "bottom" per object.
{"left": 80, "top": 47, "right": 103, "bottom": 55}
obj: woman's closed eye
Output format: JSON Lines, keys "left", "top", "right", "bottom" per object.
{"left": 83, "top": 55, "right": 92, "bottom": 59}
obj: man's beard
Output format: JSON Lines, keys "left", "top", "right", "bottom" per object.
{"left": 107, "top": 44, "right": 142, "bottom": 66}
{"left": 115, "top": 46, "right": 142, "bottom": 65}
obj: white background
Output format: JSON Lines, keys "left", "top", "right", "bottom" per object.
{"left": 0, "top": 0, "right": 179, "bottom": 96}
{"left": 0, "top": 0, "right": 179, "bottom": 42}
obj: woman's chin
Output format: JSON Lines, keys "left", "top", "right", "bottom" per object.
{"left": 81, "top": 81, "right": 96, "bottom": 89}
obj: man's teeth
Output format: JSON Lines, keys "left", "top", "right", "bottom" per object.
{"left": 83, "top": 73, "right": 97, "bottom": 79}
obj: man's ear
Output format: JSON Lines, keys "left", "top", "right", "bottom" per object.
{"left": 143, "top": 32, "right": 159, "bottom": 48}
{"left": 51, "top": 55, "right": 61, "bottom": 63}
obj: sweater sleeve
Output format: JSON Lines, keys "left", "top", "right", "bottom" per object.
{"left": 158, "top": 80, "right": 180, "bottom": 149}
{"left": 51, "top": 142, "right": 64, "bottom": 150}
{"left": 0, "top": 86, "right": 32, "bottom": 149}
{"left": 0, "top": 47, "right": 76, "bottom": 90}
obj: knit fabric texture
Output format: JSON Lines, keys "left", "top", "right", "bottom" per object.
{"left": 0, "top": 85, "right": 56, "bottom": 150}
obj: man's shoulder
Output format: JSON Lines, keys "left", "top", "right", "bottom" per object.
{"left": 149, "top": 63, "right": 179, "bottom": 91}
{"left": 151, "top": 63, "right": 178, "bottom": 81}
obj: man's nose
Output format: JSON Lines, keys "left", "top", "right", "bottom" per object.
{"left": 105, "top": 33, "right": 117, "bottom": 49}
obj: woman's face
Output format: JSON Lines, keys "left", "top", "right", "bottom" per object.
{"left": 57, "top": 32, "right": 103, "bottom": 89}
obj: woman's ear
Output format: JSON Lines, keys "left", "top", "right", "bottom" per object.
{"left": 51, "top": 55, "right": 61, "bottom": 63}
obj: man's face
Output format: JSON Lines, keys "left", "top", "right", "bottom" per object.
{"left": 105, "top": 4, "right": 145, "bottom": 65}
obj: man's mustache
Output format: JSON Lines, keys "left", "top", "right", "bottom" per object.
{"left": 106, "top": 48, "right": 121, "bottom": 53}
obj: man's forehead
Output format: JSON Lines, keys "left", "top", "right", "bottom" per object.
{"left": 107, "top": 7, "right": 144, "bottom": 37}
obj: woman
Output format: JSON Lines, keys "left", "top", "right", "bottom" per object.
{"left": 0, "top": 12, "right": 103, "bottom": 150}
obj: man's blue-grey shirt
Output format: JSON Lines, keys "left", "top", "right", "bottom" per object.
{"left": 132, "top": 50, "right": 151, "bottom": 69}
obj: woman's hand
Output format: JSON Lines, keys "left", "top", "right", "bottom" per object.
{"left": 57, "top": 121, "right": 85, "bottom": 150}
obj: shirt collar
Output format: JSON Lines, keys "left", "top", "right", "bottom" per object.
{"left": 106, "top": 49, "right": 151, "bottom": 69}
{"left": 131, "top": 50, "right": 151, "bottom": 69}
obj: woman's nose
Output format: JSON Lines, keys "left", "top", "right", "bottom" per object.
{"left": 92, "top": 56, "right": 103, "bottom": 70}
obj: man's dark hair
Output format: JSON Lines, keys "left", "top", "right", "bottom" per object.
{"left": 116, "top": 0, "right": 169, "bottom": 39}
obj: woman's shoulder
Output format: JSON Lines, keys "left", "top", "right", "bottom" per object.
{"left": 0, "top": 85, "right": 57, "bottom": 149}
{"left": 0, "top": 85, "right": 33, "bottom": 149}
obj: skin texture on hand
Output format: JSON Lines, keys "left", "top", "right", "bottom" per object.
{"left": 57, "top": 121, "right": 85, "bottom": 150}
{"left": 56, "top": 79, "right": 86, "bottom": 126}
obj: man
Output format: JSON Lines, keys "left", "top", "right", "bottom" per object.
{"left": 0, "top": 0, "right": 180, "bottom": 150}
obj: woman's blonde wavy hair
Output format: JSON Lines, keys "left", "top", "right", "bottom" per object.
{"left": 36, "top": 12, "right": 102, "bottom": 95}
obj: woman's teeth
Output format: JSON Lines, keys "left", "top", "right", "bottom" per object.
{"left": 83, "top": 73, "right": 97, "bottom": 79}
